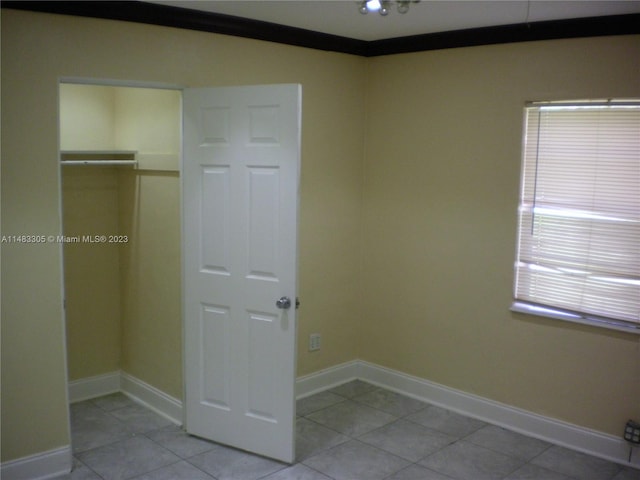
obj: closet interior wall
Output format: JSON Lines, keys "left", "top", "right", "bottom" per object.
{"left": 60, "top": 84, "right": 183, "bottom": 400}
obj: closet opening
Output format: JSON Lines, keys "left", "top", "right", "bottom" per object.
{"left": 58, "top": 82, "right": 183, "bottom": 434}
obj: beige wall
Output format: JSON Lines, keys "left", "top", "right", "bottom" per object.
{"left": 1, "top": 9, "right": 366, "bottom": 462}
{"left": 62, "top": 166, "right": 122, "bottom": 381}
{"left": 361, "top": 36, "right": 640, "bottom": 436}
{"left": 118, "top": 169, "right": 182, "bottom": 399}
{"left": 60, "top": 85, "right": 116, "bottom": 150}
{"left": 1, "top": 7, "right": 638, "bottom": 466}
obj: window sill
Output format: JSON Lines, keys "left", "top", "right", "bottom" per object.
{"left": 510, "top": 301, "right": 640, "bottom": 335}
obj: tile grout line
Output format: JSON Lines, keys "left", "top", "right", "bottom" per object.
{"left": 66, "top": 383, "right": 632, "bottom": 480}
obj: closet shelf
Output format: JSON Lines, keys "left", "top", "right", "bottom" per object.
{"left": 61, "top": 160, "right": 138, "bottom": 166}
{"left": 60, "top": 150, "right": 138, "bottom": 166}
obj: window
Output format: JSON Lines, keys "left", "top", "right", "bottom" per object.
{"left": 512, "top": 100, "right": 640, "bottom": 333}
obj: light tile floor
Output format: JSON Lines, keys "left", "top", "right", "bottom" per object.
{"left": 57, "top": 380, "right": 638, "bottom": 480}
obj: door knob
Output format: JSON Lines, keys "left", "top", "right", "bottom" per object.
{"left": 276, "top": 296, "right": 292, "bottom": 310}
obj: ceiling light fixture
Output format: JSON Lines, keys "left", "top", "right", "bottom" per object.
{"left": 358, "top": 0, "right": 418, "bottom": 16}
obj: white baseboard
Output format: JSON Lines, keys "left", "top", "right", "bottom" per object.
{"left": 67, "top": 370, "right": 182, "bottom": 425}
{"left": 296, "top": 360, "right": 361, "bottom": 399}
{"left": 68, "top": 371, "right": 121, "bottom": 403}
{"left": 2, "top": 371, "right": 182, "bottom": 480}
{"left": 295, "top": 359, "right": 639, "bottom": 470}
{"left": 120, "top": 371, "right": 183, "bottom": 425}
{"left": 0, "top": 446, "right": 71, "bottom": 480}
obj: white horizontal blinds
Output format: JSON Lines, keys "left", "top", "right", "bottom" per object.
{"left": 515, "top": 104, "right": 640, "bottom": 324}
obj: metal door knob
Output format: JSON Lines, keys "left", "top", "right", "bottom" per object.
{"left": 276, "top": 296, "right": 292, "bottom": 309}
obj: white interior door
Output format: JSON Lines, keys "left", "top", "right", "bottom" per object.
{"left": 183, "top": 84, "right": 301, "bottom": 463}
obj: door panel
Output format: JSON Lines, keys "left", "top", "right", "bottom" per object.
{"left": 201, "top": 166, "right": 231, "bottom": 274}
{"left": 183, "top": 84, "right": 301, "bottom": 463}
{"left": 200, "top": 304, "right": 231, "bottom": 410}
{"left": 247, "top": 167, "right": 280, "bottom": 279}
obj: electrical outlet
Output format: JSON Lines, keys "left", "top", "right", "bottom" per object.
{"left": 624, "top": 420, "right": 640, "bottom": 444}
{"left": 309, "top": 333, "right": 321, "bottom": 351}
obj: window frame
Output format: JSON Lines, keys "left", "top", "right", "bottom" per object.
{"left": 512, "top": 100, "right": 640, "bottom": 334}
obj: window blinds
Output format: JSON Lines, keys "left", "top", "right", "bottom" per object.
{"left": 514, "top": 102, "right": 640, "bottom": 329}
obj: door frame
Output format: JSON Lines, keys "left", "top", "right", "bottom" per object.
{"left": 56, "top": 77, "right": 185, "bottom": 438}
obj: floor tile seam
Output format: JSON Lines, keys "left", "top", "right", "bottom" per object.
{"left": 124, "top": 457, "right": 212, "bottom": 480}
{"left": 368, "top": 441, "right": 445, "bottom": 467}
{"left": 457, "top": 428, "right": 621, "bottom": 479}
{"left": 72, "top": 431, "right": 140, "bottom": 457}
{"left": 71, "top": 406, "right": 128, "bottom": 425}
{"left": 296, "top": 437, "right": 353, "bottom": 464}
{"left": 300, "top": 409, "right": 364, "bottom": 439}
{"left": 182, "top": 455, "right": 217, "bottom": 478}
{"left": 72, "top": 455, "right": 108, "bottom": 480}
{"left": 298, "top": 414, "right": 350, "bottom": 436}
{"left": 187, "top": 458, "right": 223, "bottom": 480}
{"left": 320, "top": 397, "right": 402, "bottom": 422}
{"left": 75, "top": 432, "right": 182, "bottom": 474}
{"left": 461, "top": 439, "right": 544, "bottom": 465}
{"left": 518, "top": 460, "right": 583, "bottom": 480}
{"left": 138, "top": 427, "right": 213, "bottom": 461}
{"left": 349, "top": 437, "right": 416, "bottom": 465}
{"left": 254, "top": 463, "right": 291, "bottom": 480}
{"left": 88, "top": 398, "right": 112, "bottom": 413}
{"left": 299, "top": 440, "right": 339, "bottom": 469}
{"left": 89, "top": 395, "right": 134, "bottom": 413}
{"left": 326, "top": 389, "right": 356, "bottom": 400}
{"left": 408, "top": 439, "right": 450, "bottom": 468}
{"left": 523, "top": 444, "right": 588, "bottom": 480}
{"left": 451, "top": 427, "right": 543, "bottom": 464}
{"left": 476, "top": 436, "right": 566, "bottom": 466}
{"left": 303, "top": 463, "right": 339, "bottom": 480}
{"left": 121, "top": 439, "right": 184, "bottom": 480}
{"left": 103, "top": 404, "right": 141, "bottom": 418}
{"left": 350, "top": 396, "right": 430, "bottom": 419}
{"left": 106, "top": 406, "right": 175, "bottom": 433}
{"left": 354, "top": 424, "right": 462, "bottom": 464}
{"left": 381, "top": 462, "right": 458, "bottom": 480}
{"left": 498, "top": 456, "right": 535, "bottom": 480}
{"left": 93, "top": 406, "right": 139, "bottom": 430}
{"left": 398, "top": 413, "right": 476, "bottom": 440}
{"left": 413, "top": 438, "right": 498, "bottom": 470}
{"left": 299, "top": 440, "right": 411, "bottom": 480}
{"left": 363, "top": 415, "right": 463, "bottom": 443}
{"left": 82, "top": 394, "right": 133, "bottom": 414}
{"left": 444, "top": 437, "right": 523, "bottom": 455}
{"left": 255, "top": 462, "right": 336, "bottom": 480}
{"left": 298, "top": 397, "right": 350, "bottom": 417}
{"left": 415, "top": 442, "right": 523, "bottom": 480}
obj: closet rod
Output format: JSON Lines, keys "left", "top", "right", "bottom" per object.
{"left": 61, "top": 160, "right": 138, "bottom": 166}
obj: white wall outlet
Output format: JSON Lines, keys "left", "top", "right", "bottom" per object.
{"left": 309, "top": 333, "right": 321, "bottom": 351}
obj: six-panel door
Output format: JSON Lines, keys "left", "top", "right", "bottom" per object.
{"left": 183, "top": 84, "right": 301, "bottom": 463}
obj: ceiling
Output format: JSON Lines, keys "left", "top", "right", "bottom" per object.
{"left": 150, "top": 1, "right": 640, "bottom": 41}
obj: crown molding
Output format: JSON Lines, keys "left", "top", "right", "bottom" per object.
{"left": 2, "top": 1, "right": 639, "bottom": 57}
{"left": 367, "top": 12, "right": 640, "bottom": 56}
